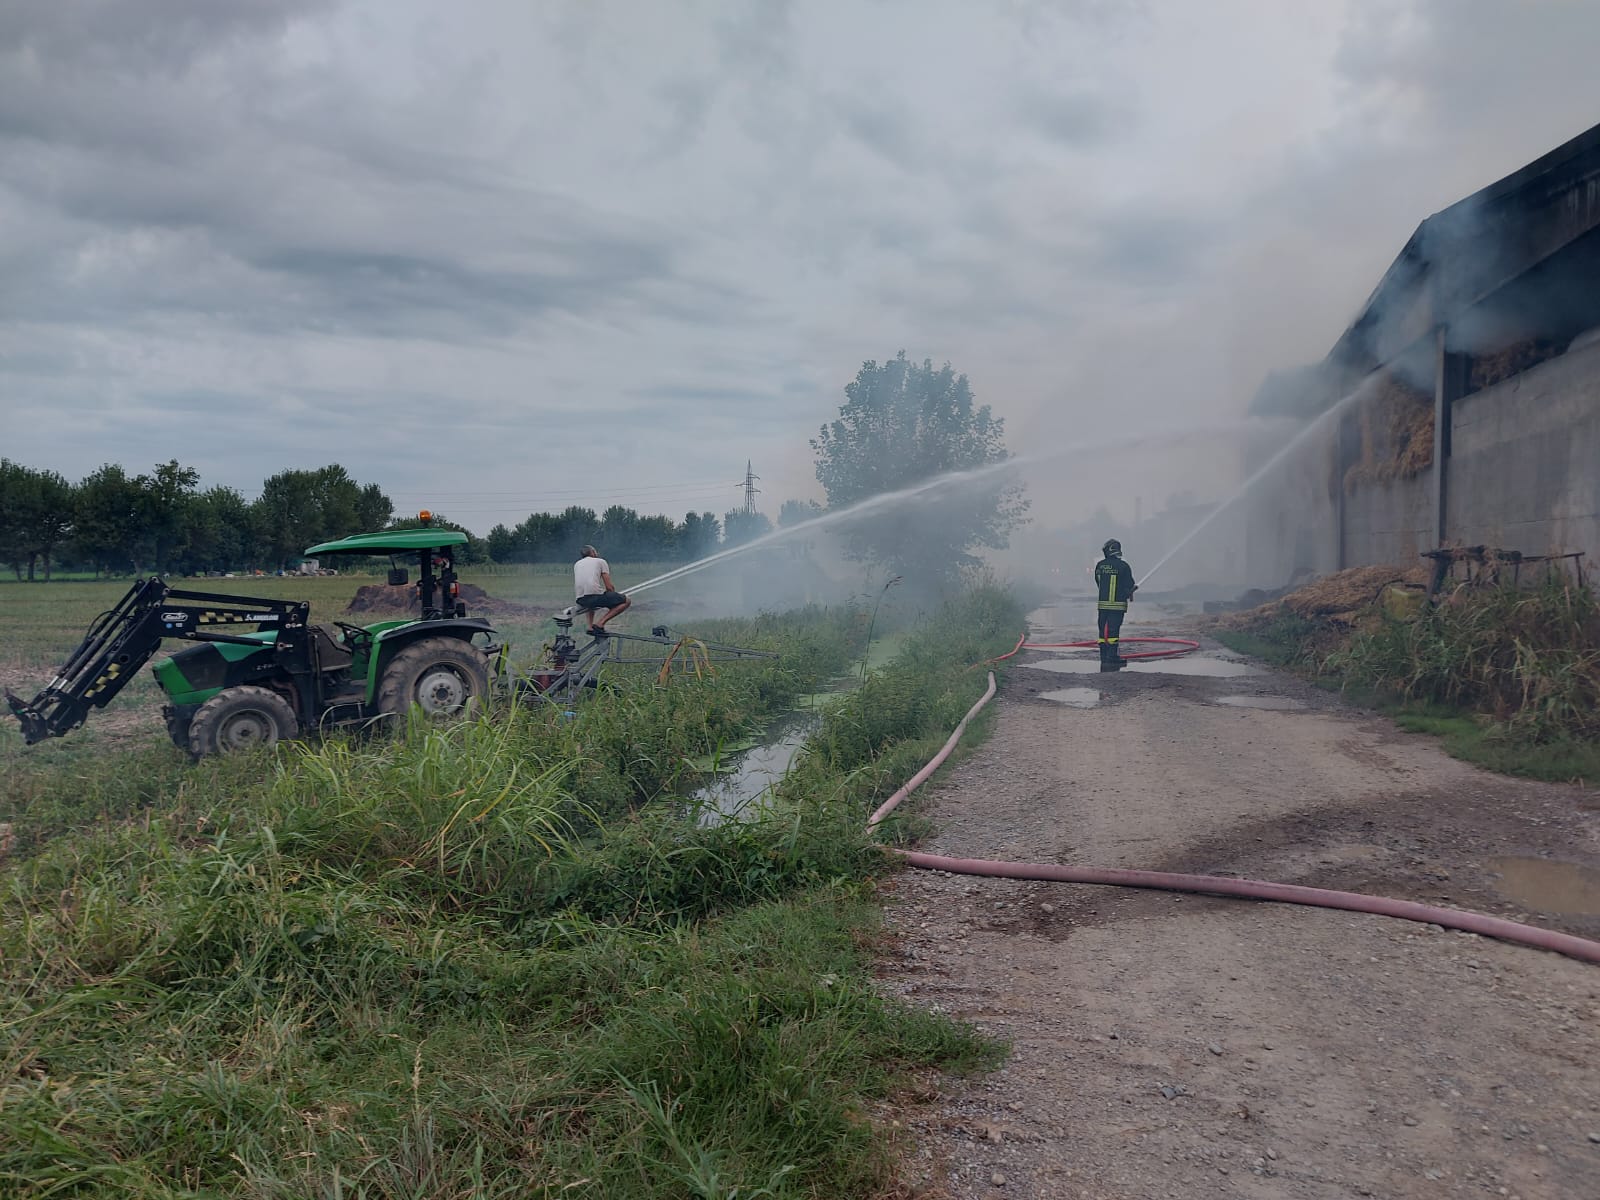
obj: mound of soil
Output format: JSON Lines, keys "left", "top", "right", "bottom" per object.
{"left": 345, "top": 582, "right": 540, "bottom": 618}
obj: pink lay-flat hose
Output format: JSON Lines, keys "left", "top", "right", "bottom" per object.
{"left": 870, "top": 661, "right": 1600, "bottom": 967}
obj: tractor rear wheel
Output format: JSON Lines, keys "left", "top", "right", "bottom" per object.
{"left": 375, "top": 638, "right": 491, "bottom": 721}
{"left": 187, "top": 686, "right": 299, "bottom": 758}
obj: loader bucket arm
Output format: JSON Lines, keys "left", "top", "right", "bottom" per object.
{"left": 5, "top": 579, "right": 309, "bottom": 746}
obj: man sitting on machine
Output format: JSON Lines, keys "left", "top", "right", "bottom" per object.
{"left": 573, "top": 544, "right": 631, "bottom": 635}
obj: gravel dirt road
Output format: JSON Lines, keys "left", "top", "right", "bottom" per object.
{"left": 880, "top": 600, "right": 1600, "bottom": 1200}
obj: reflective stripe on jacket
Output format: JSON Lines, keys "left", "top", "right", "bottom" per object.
{"left": 1094, "top": 556, "right": 1136, "bottom": 611}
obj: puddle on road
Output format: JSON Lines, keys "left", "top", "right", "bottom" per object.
{"left": 1039, "top": 687, "right": 1104, "bottom": 708}
{"left": 1490, "top": 856, "right": 1600, "bottom": 916}
{"left": 1213, "top": 694, "right": 1307, "bottom": 711}
{"left": 1022, "top": 655, "right": 1259, "bottom": 679}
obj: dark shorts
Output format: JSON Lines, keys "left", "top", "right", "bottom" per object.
{"left": 576, "top": 591, "right": 627, "bottom": 611}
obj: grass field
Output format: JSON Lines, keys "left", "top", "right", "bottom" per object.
{"left": 0, "top": 573, "right": 1026, "bottom": 1197}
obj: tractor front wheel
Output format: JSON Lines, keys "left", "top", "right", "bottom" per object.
{"left": 375, "top": 638, "right": 491, "bottom": 721}
{"left": 163, "top": 705, "right": 193, "bottom": 751}
{"left": 187, "top": 686, "right": 299, "bottom": 758}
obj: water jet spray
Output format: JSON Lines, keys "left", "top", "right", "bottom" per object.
{"left": 1139, "top": 380, "right": 1375, "bottom": 587}
{"left": 626, "top": 418, "right": 1269, "bottom": 599}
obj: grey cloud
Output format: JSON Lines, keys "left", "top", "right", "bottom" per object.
{"left": 632, "top": 383, "right": 769, "bottom": 403}
{"left": 248, "top": 243, "right": 671, "bottom": 338}
{"left": 838, "top": 98, "right": 929, "bottom": 174}
{"left": 651, "top": 77, "right": 719, "bottom": 156}
{"left": 0, "top": 1, "right": 736, "bottom": 346}
{"left": 1015, "top": 88, "right": 1124, "bottom": 146}
{"left": 1080, "top": 211, "right": 1220, "bottom": 285}
{"left": 0, "top": 0, "right": 333, "bottom": 72}
{"left": 712, "top": 0, "right": 795, "bottom": 82}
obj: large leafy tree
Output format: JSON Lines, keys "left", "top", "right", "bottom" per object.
{"left": 677, "top": 511, "right": 720, "bottom": 561}
{"left": 253, "top": 465, "right": 393, "bottom": 567}
{"left": 385, "top": 512, "right": 489, "bottom": 564}
{"left": 0, "top": 460, "right": 74, "bottom": 580}
{"left": 175, "top": 486, "right": 258, "bottom": 575}
{"left": 73, "top": 463, "right": 146, "bottom": 576}
{"left": 811, "top": 352, "right": 1028, "bottom": 585}
{"left": 485, "top": 523, "right": 518, "bottom": 563}
{"left": 135, "top": 460, "right": 200, "bottom": 574}
{"left": 778, "top": 499, "right": 821, "bottom": 527}
{"left": 722, "top": 509, "right": 773, "bottom": 548}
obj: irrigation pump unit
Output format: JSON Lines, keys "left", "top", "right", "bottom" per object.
{"left": 514, "top": 608, "right": 777, "bottom": 704}
{"left": 5, "top": 530, "right": 503, "bottom": 758}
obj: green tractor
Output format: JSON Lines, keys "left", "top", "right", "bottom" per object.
{"left": 6, "top": 530, "right": 503, "bottom": 758}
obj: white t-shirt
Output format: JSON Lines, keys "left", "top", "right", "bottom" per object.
{"left": 574, "top": 555, "right": 610, "bottom": 598}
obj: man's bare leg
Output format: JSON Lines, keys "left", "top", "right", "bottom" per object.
{"left": 596, "top": 597, "right": 631, "bottom": 629}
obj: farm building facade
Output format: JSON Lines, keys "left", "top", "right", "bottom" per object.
{"left": 1156, "top": 120, "right": 1600, "bottom": 591}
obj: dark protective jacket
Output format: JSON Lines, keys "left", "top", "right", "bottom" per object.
{"left": 1094, "top": 556, "right": 1137, "bottom": 611}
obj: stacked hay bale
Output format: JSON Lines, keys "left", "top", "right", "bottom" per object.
{"left": 1468, "top": 336, "right": 1568, "bottom": 391}
{"left": 1203, "top": 564, "right": 1431, "bottom": 632}
{"left": 1278, "top": 564, "right": 1430, "bottom": 625}
{"left": 1344, "top": 372, "right": 1434, "bottom": 490}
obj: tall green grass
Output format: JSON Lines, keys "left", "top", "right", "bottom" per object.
{"left": 1324, "top": 574, "right": 1600, "bottom": 741}
{"left": 779, "top": 585, "right": 1023, "bottom": 839}
{"left": 0, "top": 588, "right": 1023, "bottom": 1198}
{"left": 1218, "top": 574, "right": 1600, "bottom": 782}
{"left": 1, "top": 607, "right": 856, "bottom": 860}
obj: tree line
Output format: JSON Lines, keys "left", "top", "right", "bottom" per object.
{"left": 0, "top": 460, "right": 396, "bottom": 579}
{"left": 481, "top": 504, "right": 806, "bottom": 565}
{"left": 0, "top": 457, "right": 812, "bottom": 580}
{"left": 4, "top": 349, "right": 1025, "bottom": 586}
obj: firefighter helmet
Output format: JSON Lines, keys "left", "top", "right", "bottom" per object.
{"left": 1102, "top": 539, "right": 1122, "bottom": 557}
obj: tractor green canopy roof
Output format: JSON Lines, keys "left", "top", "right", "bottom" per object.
{"left": 305, "top": 530, "right": 469, "bottom": 555}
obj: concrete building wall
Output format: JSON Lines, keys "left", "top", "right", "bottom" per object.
{"left": 1447, "top": 334, "right": 1600, "bottom": 563}
{"left": 1243, "top": 431, "right": 1342, "bottom": 585}
{"left": 1244, "top": 335, "right": 1600, "bottom": 585}
{"left": 1139, "top": 333, "right": 1596, "bottom": 593}
{"left": 1340, "top": 473, "right": 1433, "bottom": 567}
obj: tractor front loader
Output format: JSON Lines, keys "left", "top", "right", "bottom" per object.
{"left": 6, "top": 529, "right": 502, "bottom": 758}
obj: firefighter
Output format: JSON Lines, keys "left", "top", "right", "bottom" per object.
{"left": 1094, "top": 539, "right": 1137, "bottom": 666}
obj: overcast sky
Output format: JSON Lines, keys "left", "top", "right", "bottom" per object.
{"left": 3, "top": 0, "right": 1598, "bottom": 533}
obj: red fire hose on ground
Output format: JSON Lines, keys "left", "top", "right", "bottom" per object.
{"left": 872, "top": 658, "right": 1600, "bottom": 967}
{"left": 984, "top": 633, "right": 1201, "bottom": 664}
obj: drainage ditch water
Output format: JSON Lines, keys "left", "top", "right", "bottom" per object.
{"left": 686, "top": 679, "right": 860, "bottom": 823}
{"left": 688, "top": 709, "right": 821, "bottom": 822}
